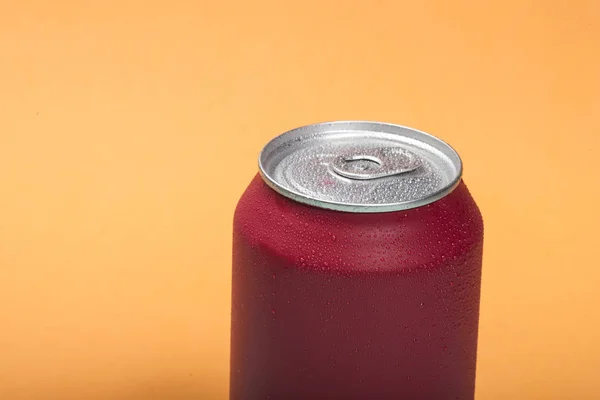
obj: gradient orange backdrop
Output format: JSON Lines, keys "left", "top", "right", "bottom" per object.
{"left": 1, "top": 1, "right": 599, "bottom": 399}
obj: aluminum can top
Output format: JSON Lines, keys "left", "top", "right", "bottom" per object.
{"left": 259, "top": 121, "right": 462, "bottom": 213}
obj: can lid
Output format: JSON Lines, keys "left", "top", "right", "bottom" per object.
{"left": 259, "top": 121, "right": 462, "bottom": 213}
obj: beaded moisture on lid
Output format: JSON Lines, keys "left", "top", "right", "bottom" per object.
{"left": 259, "top": 121, "right": 462, "bottom": 213}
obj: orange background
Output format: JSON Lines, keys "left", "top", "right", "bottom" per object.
{"left": 1, "top": 1, "right": 599, "bottom": 399}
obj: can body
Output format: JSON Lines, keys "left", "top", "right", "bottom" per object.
{"left": 231, "top": 175, "right": 484, "bottom": 399}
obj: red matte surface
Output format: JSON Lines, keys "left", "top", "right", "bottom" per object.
{"left": 231, "top": 176, "right": 484, "bottom": 399}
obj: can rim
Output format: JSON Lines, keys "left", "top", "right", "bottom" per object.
{"left": 258, "top": 120, "right": 463, "bottom": 213}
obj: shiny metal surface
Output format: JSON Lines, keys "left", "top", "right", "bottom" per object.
{"left": 259, "top": 121, "right": 463, "bottom": 212}
{"left": 330, "top": 147, "right": 422, "bottom": 180}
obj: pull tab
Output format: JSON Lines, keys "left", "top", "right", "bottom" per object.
{"left": 331, "top": 147, "right": 421, "bottom": 180}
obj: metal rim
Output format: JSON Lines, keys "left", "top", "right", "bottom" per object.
{"left": 258, "top": 121, "right": 463, "bottom": 213}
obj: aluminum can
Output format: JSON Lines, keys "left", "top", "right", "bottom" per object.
{"left": 231, "top": 121, "right": 484, "bottom": 399}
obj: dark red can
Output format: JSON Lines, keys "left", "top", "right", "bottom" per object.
{"left": 231, "top": 122, "right": 484, "bottom": 399}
